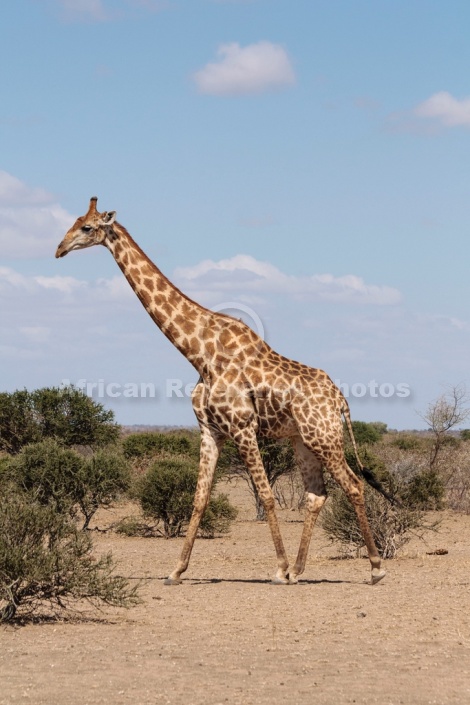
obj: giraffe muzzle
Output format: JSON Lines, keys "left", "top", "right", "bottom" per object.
{"left": 55, "top": 241, "right": 69, "bottom": 258}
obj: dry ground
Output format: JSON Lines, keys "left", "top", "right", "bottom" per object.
{"left": 1, "top": 482, "right": 470, "bottom": 705}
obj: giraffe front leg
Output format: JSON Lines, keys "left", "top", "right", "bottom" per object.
{"left": 164, "top": 506, "right": 204, "bottom": 585}
{"left": 234, "top": 430, "right": 290, "bottom": 584}
{"left": 165, "top": 426, "right": 222, "bottom": 585}
{"left": 265, "top": 492, "right": 291, "bottom": 585}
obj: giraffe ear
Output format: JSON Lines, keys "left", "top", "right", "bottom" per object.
{"left": 100, "top": 211, "right": 116, "bottom": 225}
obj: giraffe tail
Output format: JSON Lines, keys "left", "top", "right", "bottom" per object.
{"left": 341, "top": 401, "right": 398, "bottom": 506}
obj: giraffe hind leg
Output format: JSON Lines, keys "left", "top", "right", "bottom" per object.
{"left": 288, "top": 438, "right": 327, "bottom": 583}
{"left": 327, "top": 457, "right": 386, "bottom": 585}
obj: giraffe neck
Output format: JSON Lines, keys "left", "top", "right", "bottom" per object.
{"left": 104, "top": 223, "right": 213, "bottom": 375}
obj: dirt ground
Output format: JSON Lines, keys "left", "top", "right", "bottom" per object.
{"left": 1, "top": 482, "right": 470, "bottom": 705}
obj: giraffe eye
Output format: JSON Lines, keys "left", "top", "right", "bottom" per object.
{"left": 82, "top": 225, "right": 93, "bottom": 233}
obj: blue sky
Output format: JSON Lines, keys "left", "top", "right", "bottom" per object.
{"left": 1, "top": 0, "right": 469, "bottom": 429}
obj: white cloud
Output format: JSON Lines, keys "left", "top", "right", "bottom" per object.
{"left": 0, "top": 342, "right": 42, "bottom": 361}
{"left": 174, "top": 254, "right": 402, "bottom": 305}
{"left": 53, "top": 0, "right": 170, "bottom": 22}
{"left": 0, "top": 263, "right": 142, "bottom": 385}
{"left": 413, "top": 91, "right": 470, "bottom": 129}
{"left": 354, "top": 95, "right": 380, "bottom": 112}
{"left": 56, "top": 0, "right": 108, "bottom": 22}
{"left": 423, "top": 313, "right": 468, "bottom": 331}
{"left": 238, "top": 214, "right": 274, "bottom": 228}
{"left": 0, "top": 172, "right": 51, "bottom": 206}
{"left": 34, "top": 275, "right": 88, "bottom": 294}
{"left": 193, "top": 41, "right": 296, "bottom": 96}
{"left": 96, "top": 274, "right": 135, "bottom": 301}
{"left": 0, "top": 266, "right": 30, "bottom": 290}
{"left": 0, "top": 266, "right": 131, "bottom": 303}
{"left": 1, "top": 260, "right": 467, "bottom": 430}
{"left": 129, "top": 0, "right": 170, "bottom": 10}
{"left": 20, "top": 327, "right": 52, "bottom": 343}
{"left": 387, "top": 91, "right": 470, "bottom": 134}
{"left": 0, "top": 171, "right": 74, "bottom": 259}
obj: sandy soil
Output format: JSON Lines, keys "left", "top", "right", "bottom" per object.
{"left": 1, "top": 483, "right": 470, "bottom": 705}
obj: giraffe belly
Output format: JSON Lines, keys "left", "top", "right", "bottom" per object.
{"left": 255, "top": 397, "right": 298, "bottom": 439}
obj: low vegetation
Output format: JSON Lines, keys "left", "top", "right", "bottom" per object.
{"left": 321, "top": 486, "right": 440, "bottom": 559}
{"left": 0, "top": 387, "right": 135, "bottom": 622}
{"left": 3, "top": 438, "right": 131, "bottom": 529}
{"left": 134, "top": 454, "right": 237, "bottom": 538}
{"left": 0, "top": 487, "right": 140, "bottom": 622}
{"left": 320, "top": 387, "right": 470, "bottom": 557}
{"left": 1, "top": 383, "right": 469, "bottom": 620}
{"left": 0, "top": 386, "right": 119, "bottom": 454}
{"left": 123, "top": 430, "right": 197, "bottom": 462}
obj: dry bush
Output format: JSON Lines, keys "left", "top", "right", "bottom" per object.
{"left": 321, "top": 485, "right": 440, "bottom": 559}
{"left": 0, "top": 487, "right": 141, "bottom": 623}
{"left": 377, "top": 434, "right": 470, "bottom": 514}
{"left": 321, "top": 440, "right": 443, "bottom": 558}
{"left": 273, "top": 469, "right": 305, "bottom": 511}
{"left": 438, "top": 441, "right": 470, "bottom": 514}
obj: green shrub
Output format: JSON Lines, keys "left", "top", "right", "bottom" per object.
{"left": 31, "top": 386, "right": 120, "bottom": 448}
{"left": 380, "top": 450, "right": 446, "bottom": 511}
{"left": 137, "top": 455, "right": 237, "bottom": 538}
{"left": 0, "top": 386, "right": 119, "bottom": 454}
{"left": 0, "top": 488, "right": 140, "bottom": 622}
{"left": 400, "top": 469, "right": 445, "bottom": 510}
{"left": 343, "top": 446, "right": 392, "bottom": 487}
{"left": 391, "top": 434, "right": 422, "bottom": 451}
{"left": 4, "top": 439, "right": 131, "bottom": 529}
{"left": 6, "top": 438, "right": 84, "bottom": 516}
{"left": 138, "top": 457, "right": 198, "bottom": 538}
{"left": 0, "top": 390, "right": 40, "bottom": 454}
{"left": 199, "top": 493, "right": 238, "bottom": 538}
{"left": 348, "top": 421, "right": 385, "bottom": 446}
{"left": 439, "top": 435, "right": 460, "bottom": 448}
{"left": 0, "top": 454, "right": 11, "bottom": 482}
{"left": 77, "top": 449, "right": 131, "bottom": 529}
{"left": 123, "top": 432, "right": 194, "bottom": 460}
{"left": 114, "top": 516, "right": 156, "bottom": 537}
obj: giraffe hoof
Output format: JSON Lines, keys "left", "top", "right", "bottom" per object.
{"left": 288, "top": 574, "right": 299, "bottom": 585}
{"left": 371, "top": 568, "right": 386, "bottom": 585}
{"left": 270, "top": 567, "right": 291, "bottom": 584}
{"left": 164, "top": 577, "right": 182, "bottom": 586}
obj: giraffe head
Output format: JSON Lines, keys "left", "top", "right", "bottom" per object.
{"left": 55, "top": 197, "right": 117, "bottom": 258}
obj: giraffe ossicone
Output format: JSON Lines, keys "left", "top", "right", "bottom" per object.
{"left": 56, "top": 197, "right": 389, "bottom": 586}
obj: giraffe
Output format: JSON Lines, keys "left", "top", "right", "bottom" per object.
{"left": 55, "top": 197, "right": 389, "bottom": 586}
